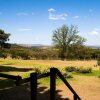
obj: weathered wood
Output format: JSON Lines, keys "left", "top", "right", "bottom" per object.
{"left": 30, "top": 73, "right": 37, "bottom": 100}
{"left": 50, "top": 68, "right": 56, "bottom": 100}
{"left": 74, "top": 94, "right": 78, "bottom": 100}
{"left": 37, "top": 72, "right": 50, "bottom": 79}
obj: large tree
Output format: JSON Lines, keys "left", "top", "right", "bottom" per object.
{"left": 0, "top": 29, "right": 10, "bottom": 49}
{"left": 52, "top": 24, "right": 86, "bottom": 59}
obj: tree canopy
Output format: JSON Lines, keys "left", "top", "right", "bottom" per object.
{"left": 0, "top": 29, "right": 10, "bottom": 49}
{"left": 52, "top": 24, "right": 86, "bottom": 59}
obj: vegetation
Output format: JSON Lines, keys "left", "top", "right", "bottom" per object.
{"left": 0, "top": 22, "right": 100, "bottom": 100}
{"left": 0, "top": 43, "right": 100, "bottom": 60}
{"left": 0, "top": 29, "right": 10, "bottom": 49}
{"left": 65, "top": 66, "right": 92, "bottom": 74}
{"left": 97, "top": 55, "right": 100, "bottom": 66}
{"left": 65, "top": 66, "right": 76, "bottom": 72}
{"left": 75, "top": 67, "right": 92, "bottom": 73}
{"left": 0, "top": 27, "right": 100, "bottom": 61}
{"left": 52, "top": 25, "right": 86, "bottom": 59}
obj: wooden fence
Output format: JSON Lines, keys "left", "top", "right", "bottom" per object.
{"left": 0, "top": 68, "right": 81, "bottom": 100}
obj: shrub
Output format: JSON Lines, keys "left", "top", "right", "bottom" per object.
{"left": 65, "top": 66, "right": 92, "bottom": 74}
{"left": 65, "top": 66, "right": 76, "bottom": 72}
{"left": 33, "top": 68, "right": 50, "bottom": 75}
{"left": 75, "top": 67, "right": 92, "bottom": 73}
{"left": 41, "top": 68, "right": 50, "bottom": 73}
{"left": 33, "top": 68, "right": 41, "bottom": 75}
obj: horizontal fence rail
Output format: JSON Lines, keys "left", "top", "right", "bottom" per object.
{"left": 19, "top": 72, "right": 50, "bottom": 84}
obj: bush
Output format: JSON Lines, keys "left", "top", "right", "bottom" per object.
{"left": 33, "top": 68, "right": 41, "bottom": 75}
{"left": 65, "top": 66, "right": 76, "bottom": 72}
{"left": 75, "top": 67, "right": 92, "bottom": 73}
{"left": 33, "top": 68, "right": 50, "bottom": 75}
{"left": 65, "top": 66, "right": 92, "bottom": 74}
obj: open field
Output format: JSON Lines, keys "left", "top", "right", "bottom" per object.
{"left": 0, "top": 58, "right": 99, "bottom": 69}
{"left": 0, "top": 58, "right": 100, "bottom": 100}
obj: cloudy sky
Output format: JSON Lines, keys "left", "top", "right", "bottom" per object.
{"left": 0, "top": 0, "right": 100, "bottom": 45}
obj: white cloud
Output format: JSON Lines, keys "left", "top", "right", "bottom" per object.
{"left": 90, "top": 31, "right": 99, "bottom": 35}
{"left": 16, "top": 12, "right": 29, "bottom": 16}
{"left": 89, "top": 9, "right": 93, "bottom": 13}
{"left": 48, "top": 8, "right": 67, "bottom": 20}
{"left": 18, "top": 28, "right": 32, "bottom": 31}
{"left": 73, "top": 16, "right": 79, "bottom": 19}
{"left": 48, "top": 8, "right": 55, "bottom": 12}
{"left": 89, "top": 28, "right": 100, "bottom": 35}
{"left": 49, "top": 13, "right": 67, "bottom": 20}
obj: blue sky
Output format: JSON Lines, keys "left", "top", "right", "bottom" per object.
{"left": 0, "top": 0, "right": 100, "bottom": 46}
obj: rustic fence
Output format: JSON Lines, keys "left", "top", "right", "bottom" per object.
{"left": 0, "top": 68, "right": 81, "bottom": 100}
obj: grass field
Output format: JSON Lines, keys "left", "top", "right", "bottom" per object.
{"left": 0, "top": 58, "right": 100, "bottom": 100}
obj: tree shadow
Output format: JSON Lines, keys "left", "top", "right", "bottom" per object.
{"left": 0, "top": 81, "right": 70, "bottom": 100}
{"left": 0, "top": 65, "right": 33, "bottom": 72}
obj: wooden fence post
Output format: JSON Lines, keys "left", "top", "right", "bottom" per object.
{"left": 50, "top": 68, "right": 56, "bottom": 100}
{"left": 74, "top": 94, "right": 78, "bottom": 100}
{"left": 30, "top": 73, "right": 37, "bottom": 100}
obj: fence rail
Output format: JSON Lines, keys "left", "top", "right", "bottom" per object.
{"left": 0, "top": 68, "right": 81, "bottom": 100}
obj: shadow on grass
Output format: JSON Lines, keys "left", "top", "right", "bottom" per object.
{"left": 0, "top": 80, "right": 70, "bottom": 100}
{"left": 0, "top": 65, "right": 33, "bottom": 72}
{"left": 0, "top": 79, "right": 15, "bottom": 89}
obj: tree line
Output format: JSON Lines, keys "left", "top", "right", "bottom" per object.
{"left": 0, "top": 25, "right": 100, "bottom": 60}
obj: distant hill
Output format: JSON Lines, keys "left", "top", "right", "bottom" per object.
{"left": 11, "top": 43, "right": 29, "bottom": 49}
{"left": 87, "top": 45, "right": 100, "bottom": 49}
{"left": 14, "top": 44, "right": 52, "bottom": 48}
{"left": 11, "top": 43, "right": 100, "bottom": 49}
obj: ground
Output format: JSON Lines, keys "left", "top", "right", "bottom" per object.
{"left": 0, "top": 58, "right": 100, "bottom": 100}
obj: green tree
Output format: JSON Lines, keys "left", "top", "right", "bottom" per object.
{"left": 0, "top": 29, "right": 10, "bottom": 49}
{"left": 52, "top": 25, "right": 86, "bottom": 59}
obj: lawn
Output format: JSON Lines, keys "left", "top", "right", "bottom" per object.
{"left": 0, "top": 58, "right": 100, "bottom": 100}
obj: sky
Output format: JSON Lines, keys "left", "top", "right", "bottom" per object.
{"left": 0, "top": 0, "right": 100, "bottom": 46}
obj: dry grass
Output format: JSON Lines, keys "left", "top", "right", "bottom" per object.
{"left": 0, "top": 58, "right": 98, "bottom": 68}
{"left": 0, "top": 58, "right": 100, "bottom": 100}
{"left": 57, "top": 76, "right": 100, "bottom": 100}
